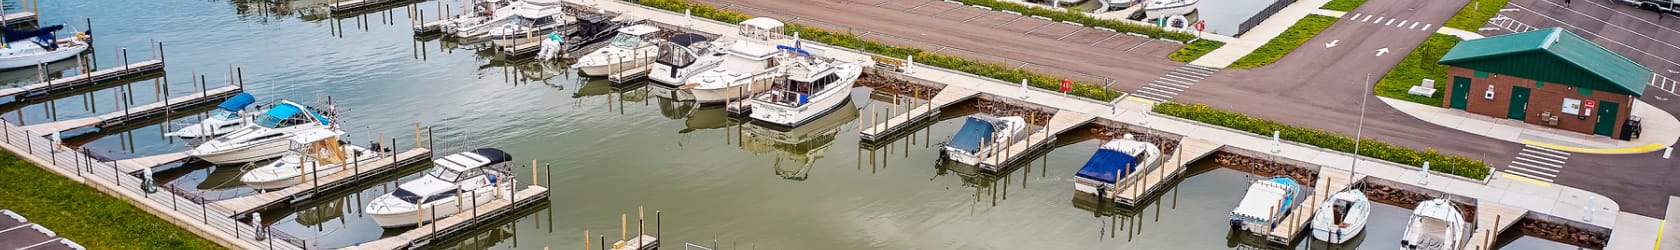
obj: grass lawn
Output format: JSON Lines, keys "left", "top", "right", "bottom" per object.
{"left": 0, "top": 151, "right": 224, "bottom": 250}
{"left": 1229, "top": 14, "right": 1338, "bottom": 69}
{"left": 1374, "top": 34, "right": 1462, "bottom": 106}
{"left": 1321, "top": 0, "right": 1368, "bottom": 11}
{"left": 1445, "top": 0, "right": 1511, "bottom": 31}
{"left": 1170, "top": 39, "right": 1226, "bottom": 63}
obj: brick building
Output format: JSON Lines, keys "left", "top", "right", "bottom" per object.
{"left": 1436, "top": 28, "right": 1651, "bottom": 138}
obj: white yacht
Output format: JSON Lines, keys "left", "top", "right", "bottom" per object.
{"left": 434, "top": 0, "right": 514, "bottom": 36}
{"left": 746, "top": 51, "right": 860, "bottom": 127}
{"left": 0, "top": 25, "right": 90, "bottom": 70}
{"left": 647, "top": 33, "right": 720, "bottom": 88}
{"left": 485, "top": 4, "right": 575, "bottom": 46}
{"left": 1229, "top": 177, "right": 1306, "bottom": 235}
{"left": 365, "top": 148, "right": 515, "bottom": 228}
{"left": 187, "top": 100, "right": 335, "bottom": 164}
{"left": 1311, "top": 189, "right": 1372, "bottom": 244}
{"left": 572, "top": 24, "right": 662, "bottom": 76}
{"left": 447, "top": 0, "right": 562, "bottom": 39}
{"left": 673, "top": 18, "right": 788, "bottom": 103}
{"left": 1401, "top": 199, "right": 1467, "bottom": 250}
{"left": 167, "top": 93, "right": 256, "bottom": 138}
{"left": 1072, "top": 134, "right": 1162, "bottom": 199}
{"left": 239, "top": 137, "right": 378, "bottom": 190}
{"left": 938, "top": 115, "right": 1029, "bottom": 166}
{"left": 1143, "top": 0, "right": 1199, "bottom": 19}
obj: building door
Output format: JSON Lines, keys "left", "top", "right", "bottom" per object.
{"left": 1507, "top": 86, "right": 1530, "bottom": 120}
{"left": 1450, "top": 77, "right": 1471, "bottom": 110}
{"left": 1594, "top": 101, "right": 1619, "bottom": 136}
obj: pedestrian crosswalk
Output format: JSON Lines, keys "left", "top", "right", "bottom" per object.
{"left": 1505, "top": 145, "right": 1570, "bottom": 182}
{"left": 1343, "top": 12, "right": 1438, "bottom": 32}
{"left": 1132, "top": 64, "right": 1218, "bottom": 103}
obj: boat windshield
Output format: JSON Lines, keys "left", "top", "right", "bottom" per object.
{"left": 208, "top": 109, "right": 239, "bottom": 120}
{"left": 427, "top": 167, "right": 462, "bottom": 182}
{"left": 609, "top": 33, "right": 645, "bottom": 49}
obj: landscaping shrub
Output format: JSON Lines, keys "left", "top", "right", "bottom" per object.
{"left": 1153, "top": 102, "right": 1490, "bottom": 179}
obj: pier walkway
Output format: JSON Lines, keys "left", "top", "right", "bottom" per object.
{"left": 209, "top": 148, "right": 432, "bottom": 216}
{"left": 1262, "top": 167, "right": 1355, "bottom": 244}
{"left": 113, "top": 152, "right": 190, "bottom": 174}
{"left": 20, "top": 85, "right": 241, "bottom": 134}
{"left": 0, "top": 60, "right": 166, "bottom": 100}
{"left": 858, "top": 87, "right": 977, "bottom": 141}
{"left": 1115, "top": 137, "right": 1221, "bottom": 206}
{"left": 342, "top": 186, "right": 550, "bottom": 250}
{"left": 976, "top": 111, "right": 1093, "bottom": 172}
{"left": 1464, "top": 202, "right": 1528, "bottom": 250}
{"left": 2, "top": 12, "right": 36, "bottom": 27}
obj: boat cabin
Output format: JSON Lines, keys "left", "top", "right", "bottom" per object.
{"left": 761, "top": 63, "right": 840, "bottom": 107}
{"left": 609, "top": 24, "right": 661, "bottom": 50}
{"left": 395, "top": 148, "right": 514, "bottom": 204}
{"left": 655, "top": 33, "right": 713, "bottom": 69}
{"left": 738, "top": 17, "right": 784, "bottom": 41}
{"left": 253, "top": 101, "right": 330, "bottom": 129}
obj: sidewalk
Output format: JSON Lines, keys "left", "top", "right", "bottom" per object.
{"left": 1380, "top": 96, "right": 1679, "bottom": 154}
{"left": 1190, "top": 0, "right": 1335, "bottom": 67}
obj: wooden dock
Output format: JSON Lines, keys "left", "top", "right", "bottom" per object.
{"left": 1261, "top": 167, "right": 1356, "bottom": 244}
{"left": 328, "top": 0, "right": 413, "bottom": 13}
{"left": 1115, "top": 137, "right": 1222, "bottom": 206}
{"left": 1, "top": 11, "right": 36, "bottom": 27}
{"left": 724, "top": 99, "right": 751, "bottom": 116}
{"left": 208, "top": 148, "right": 432, "bottom": 216}
{"left": 20, "top": 85, "right": 242, "bottom": 134}
{"left": 113, "top": 152, "right": 190, "bottom": 174}
{"left": 975, "top": 111, "right": 1094, "bottom": 172}
{"left": 0, "top": 60, "right": 166, "bottom": 100}
{"left": 1463, "top": 202, "right": 1528, "bottom": 250}
{"left": 858, "top": 87, "right": 978, "bottom": 141}
{"left": 341, "top": 186, "right": 550, "bottom": 250}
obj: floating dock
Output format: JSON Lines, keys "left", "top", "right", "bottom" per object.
{"left": 858, "top": 87, "right": 978, "bottom": 141}
{"left": 1115, "top": 137, "right": 1222, "bottom": 206}
{"left": 1, "top": 12, "right": 36, "bottom": 27}
{"left": 341, "top": 186, "right": 550, "bottom": 250}
{"left": 975, "top": 111, "right": 1094, "bottom": 172}
{"left": 1259, "top": 167, "right": 1355, "bottom": 244}
{"left": 1463, "top": 202, "right": 1529, "bottom": 250}
{"left": 0, "top": 60, "right": 167, "bottom": 100}
{"left": 329, "top": 0, "right": 414, "bottom": 13}
{"left": 20, "top": 85, "right": 242, "bottom": 134}
{"left": 208, "top": 148, "right": 432, "bottom": 216}
{"left": 112, "top": 152, "right": 190, "bottom": 174}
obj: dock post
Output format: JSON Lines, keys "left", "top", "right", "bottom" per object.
{"left": 157, "top": 42, "right": 165, "bottom": 63}
{"left": 378, "top": 133, "right": 385, "bottom": 158}
{"left": 414, "top": 123, "right": 421, "bottom": 149}
{"left": 121, "top": 47, "right": 129, "bottom": 73}
{"left": 656, "top": 210, "right": 661, "bottom": 240}
{"left": 472, "top": 192, "right": 479, "bottom": 224}
{"left": 545, "top": 163, "right": 552, "bottom": 187}
{"left": 200, "top": 75, "right": 207, "bottom": 97}
{"left": 637, "top": 207, "right": 644, "bottom": 247}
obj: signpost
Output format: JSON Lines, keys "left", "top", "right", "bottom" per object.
{"left": 1060, "top": 79, "right": 1071, "bottom": 95}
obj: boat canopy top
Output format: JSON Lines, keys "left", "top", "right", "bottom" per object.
{"left": 739, "top": 17, "right": 784, "bottom": 31}
{"left": 667, "top": 33, "right": 709, "bottom": 47}
{"left": 1413, "top": 199, "right": 1463, "bottom": 221}
{"left": 2, "top": 25, "right": 63, "bottom": 44}
{"left": 217, "top": 93, "right": 255, "bottom": 112}
{"left": 1231, "top": 178, "right": 1294, "bottom": 224}
{"left": 947, "top": 117, "right": 1000, "bottom": 153}
{"left": 1076, "top": 147, "right": 1138, "bottom": 184}
{"left": 254, "top": 101, "right": 330, "bottom": 128}
{"left": 436, "top": 148, "right": 514, "bottom": 171}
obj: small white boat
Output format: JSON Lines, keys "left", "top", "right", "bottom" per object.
{"left": 647, "top": 33, "right": 721, "bottom": 88}
{"left": 0, "top": 25, "right": 90, "bottom": 70}
{"left": 239, "top": 138, "right": 378, "bottom": 190}
{"left": 1311, "top": 189, "right": 1372, "bottom": 244}
{"left": 938, "top": 115, "right": 1029, "bottom": 166}
{"left": 1143, "top": 0, "right": 1199, "bottom": 19}
{"left": 448, "top": 0, "right": 562, "bottom": 39}
{"left": 572, "top": 24, "right": 662, "bottom": 76}
{"left": 485, "top": 4, "right": 576, "bottom": 46}
{"left": 746, "top": 51, "right": 861, "bottom": 127}
{"left": 435, "top": 0, "right": 515, "bottom": 36}
{"left": 1072, "top": 134, "right": 1162, "bottom": 199}
{"left": 1401, "top": 199, "right": 1467, "bottom": 250}
{"left": 167, "top": 93, "right": 256, "bottom": 138}
{"left": 1229, "top": 176, "right": 1306, "bottom": 235}
{"left": 365, "top": 148, "right": 515, "bottom": 228}
{"left": 188, "top": 100, "right": 335, "bottom": 164}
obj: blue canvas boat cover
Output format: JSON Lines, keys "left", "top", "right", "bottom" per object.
{"left": 1076, "top": 148, "right": 1137, "bottom": 184}
{"left": 947, "top": 117, "right": 995, "bottom": 153}
{"left": 255, "top": 102, "right": 330, "bottom": 127}
{"left": 217, "top": 93, "right": 255, "bottom": 112}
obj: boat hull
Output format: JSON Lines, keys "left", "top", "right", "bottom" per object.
{"left": 0, "top": 45, "right": 87, "bottom": 70}
{"left": 748, "top": 89, "right": 849, "bottom": 127}
{"left": 168, "top": 117, "right": 250, "bottom": 138}
{"left": 1144, "top": 4, "right": 1195, "bottom": 19}
{"left": 368, "top": 187, "right": 504, "bottom": 228}
{"left": 192, "top": 139, "right": 295, "bottom": 165}
{"left": 692, "top": 80, "right": 770, "bottom": 104}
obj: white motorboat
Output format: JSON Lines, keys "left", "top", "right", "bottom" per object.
{"left": 674, "top": 18, "right": 788, "bottom": 103}
{"left": 239, "top": 137, "right": 378, "bottom": 190}
{"left": 448, "top": 0, "right": 562, "bottom": 39}
{"left": 167, "top": 93, "right": 256, "bottom": 138}
{"left": 485, "top": 4, "right": 576, "bottom": 46}
{"left": 1072, "top": 134, "right": 1162, "bottom": 199}
{"left": 572, "top": 24, "right": 662, "bottom": 76}
{"left": 1229, "top": 176, "right": 1307, "bottom": 235}
{"left": 0, "top": 25, "right": 90, "bottom": 70}
{"left": 1143, "top": 0, "right": 1199, "bottom": 19}
{"left": 187, "top": 100, "right": 335, "bottom": 164}
{"left": 435, "top": 0, "right": 515, "bottom": 36}
{"left": 1311, "top": 189, "right": 1372, "bottom": 244}
{"left": 653, "top": 17, "right": 782, "bottom": 87}
{"left": 647, "top": 33, "right": 721, "bottom": 88}
{"left": 746, "top": 50, "right": 860, "bottom": 127}
{"left": 1401, "top": 199, "right": 1468, "bottom": 250}
{"left": 938, "top": 115, "right": 1029, "bottom": 166}
{"left": 366, "top": 148, "right": 515, "bottom": 228}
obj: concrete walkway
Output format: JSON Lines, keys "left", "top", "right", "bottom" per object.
{"left": 1189, "top": 0, "right": 1334, "bottom": 68}
{"left": 1380, "top": 96, "right": 1680, "bottom": 154}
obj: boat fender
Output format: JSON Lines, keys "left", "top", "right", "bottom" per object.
{"left": 486, "top": 173, "right": 498, "bottom": 185}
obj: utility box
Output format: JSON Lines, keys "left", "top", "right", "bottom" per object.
{"left": 1621, "top": 116, "right": 1643, "bottom": 140}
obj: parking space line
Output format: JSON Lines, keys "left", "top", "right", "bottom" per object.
{"left": 1124, "top": 39, "right": 1149, "bottom": 51}
{"left": 995, "top": 15, "right": 1025, "bottom": 27}
{"left": 906, "top": 0, "right": 937, "bottom": 11}
{"left": 1024, "top": 22, "right": 1054, "bottom": 34}
{"left": 932, "top": 5, "right": 964, "bottom": 17}
{"left": 1091, "top": 33, "right": 1121, "bottom": 46}
{"left": 1057, "top": 28, "right": 1084, "bottom": 40}
{"left": 963, "top": 11, "right": 990, "bottom": 23}
{"left": 1507, "top": 3, "right": 1680, "bottom": 70}
{"left": 873, "top": 0, "right": 894, "bottom": 7}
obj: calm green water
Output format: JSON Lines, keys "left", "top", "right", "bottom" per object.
{"left": 5, "top": 0, "right": 1583, "bottom": 249}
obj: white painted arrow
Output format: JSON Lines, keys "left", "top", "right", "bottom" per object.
{"left": 1326, "top": 39, "right": 1339, "bottom": 48}
{"left": 1376, "top": 47, "right": 1390, "bottom": 56}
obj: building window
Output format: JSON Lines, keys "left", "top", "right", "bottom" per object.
{"left": 1577, "top": 88, "right": 1592, "bottom": 96}
{"left": 1474, "top": 70, "right": 1489, "bottom": 78}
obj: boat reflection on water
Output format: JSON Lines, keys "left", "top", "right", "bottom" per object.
{"left": 152, "top": 160, "right": 262, "bottom": 202}
{"left": 571, "top": 77, "right": 647, "bottom": 101}
{"left": 739, "top": 99, "right": 856, "bottom": 180}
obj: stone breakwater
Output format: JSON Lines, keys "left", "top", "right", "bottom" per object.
{"left": 1517, "top": 218, "right": 1608, "bottom": 248}
{"left": 1211, "top": 152, "right": 1317, "bottom": 187}
{"left": 856, "top": 72, "right": 940, "bottom": 100}
{"left": 976, "top": 99, "right": 1053, "bottom": 126}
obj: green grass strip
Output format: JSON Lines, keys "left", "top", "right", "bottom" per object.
{"left": 1229, "top": 14, "right": 1338, "bottom": 69}
{"left": 1171, "top": 39, "right": 1225, "bottom": 63}
{"left": 634, "top": 0, "right": 1124, "bottom": 101}
{"left": 1320, "top": 0, "right": 1368, "bottom": 11}
{"left": 1445, "top": 0, "right": 1511, "bottom": 31}
{"left": 1374, "top": 33, "right": 1462, "bottom": 106}
{"left": 948, "top": 0, "right": 1196, "bottom": 42}
{"left": 1153, "top": 102, "right": 1491, "bottom": 180}
{"left": 0, "top": 151, "right": 224, "bottom": 250}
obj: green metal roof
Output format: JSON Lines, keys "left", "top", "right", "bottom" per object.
{"left": 1438, "top": 28, "right": 1650, "bottom": 96}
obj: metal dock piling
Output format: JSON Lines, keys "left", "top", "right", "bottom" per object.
{"left": 0, "top": 60, "right": 167, "bottom": 100}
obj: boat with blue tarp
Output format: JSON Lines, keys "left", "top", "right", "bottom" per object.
{"left": 1072, "top": 134, "right": 1162, "bottom": 200}
{"left": 168, "top": 92, "right": 256, "bottom": 138}
{"left": 938, "top": 115, "right": 1028, "bottom": 166}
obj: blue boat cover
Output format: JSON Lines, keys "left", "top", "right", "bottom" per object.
{"left": 1270, "top": 177, "right": 1300, "bottom": 213}
{"left": 255, "top": 102, "right": 330, "bottom": 127}
{"left": 217, "top": 93, "right": 255, "bottom": 112}
{"left": 775, "top": 45, "right": 810, "bottom": 57}
{"left": 947, "top": 117, "right": 995, "bottom": 153}
{"left": 1076, "top": 148, "right": 1137, "bottom": 184}
{"left": 2, "top": 25, "right": 63, "bottom": 44}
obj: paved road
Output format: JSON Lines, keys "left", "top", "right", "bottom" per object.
{"left": 683, "top": 0, "right": 1184, "bottom": 88}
